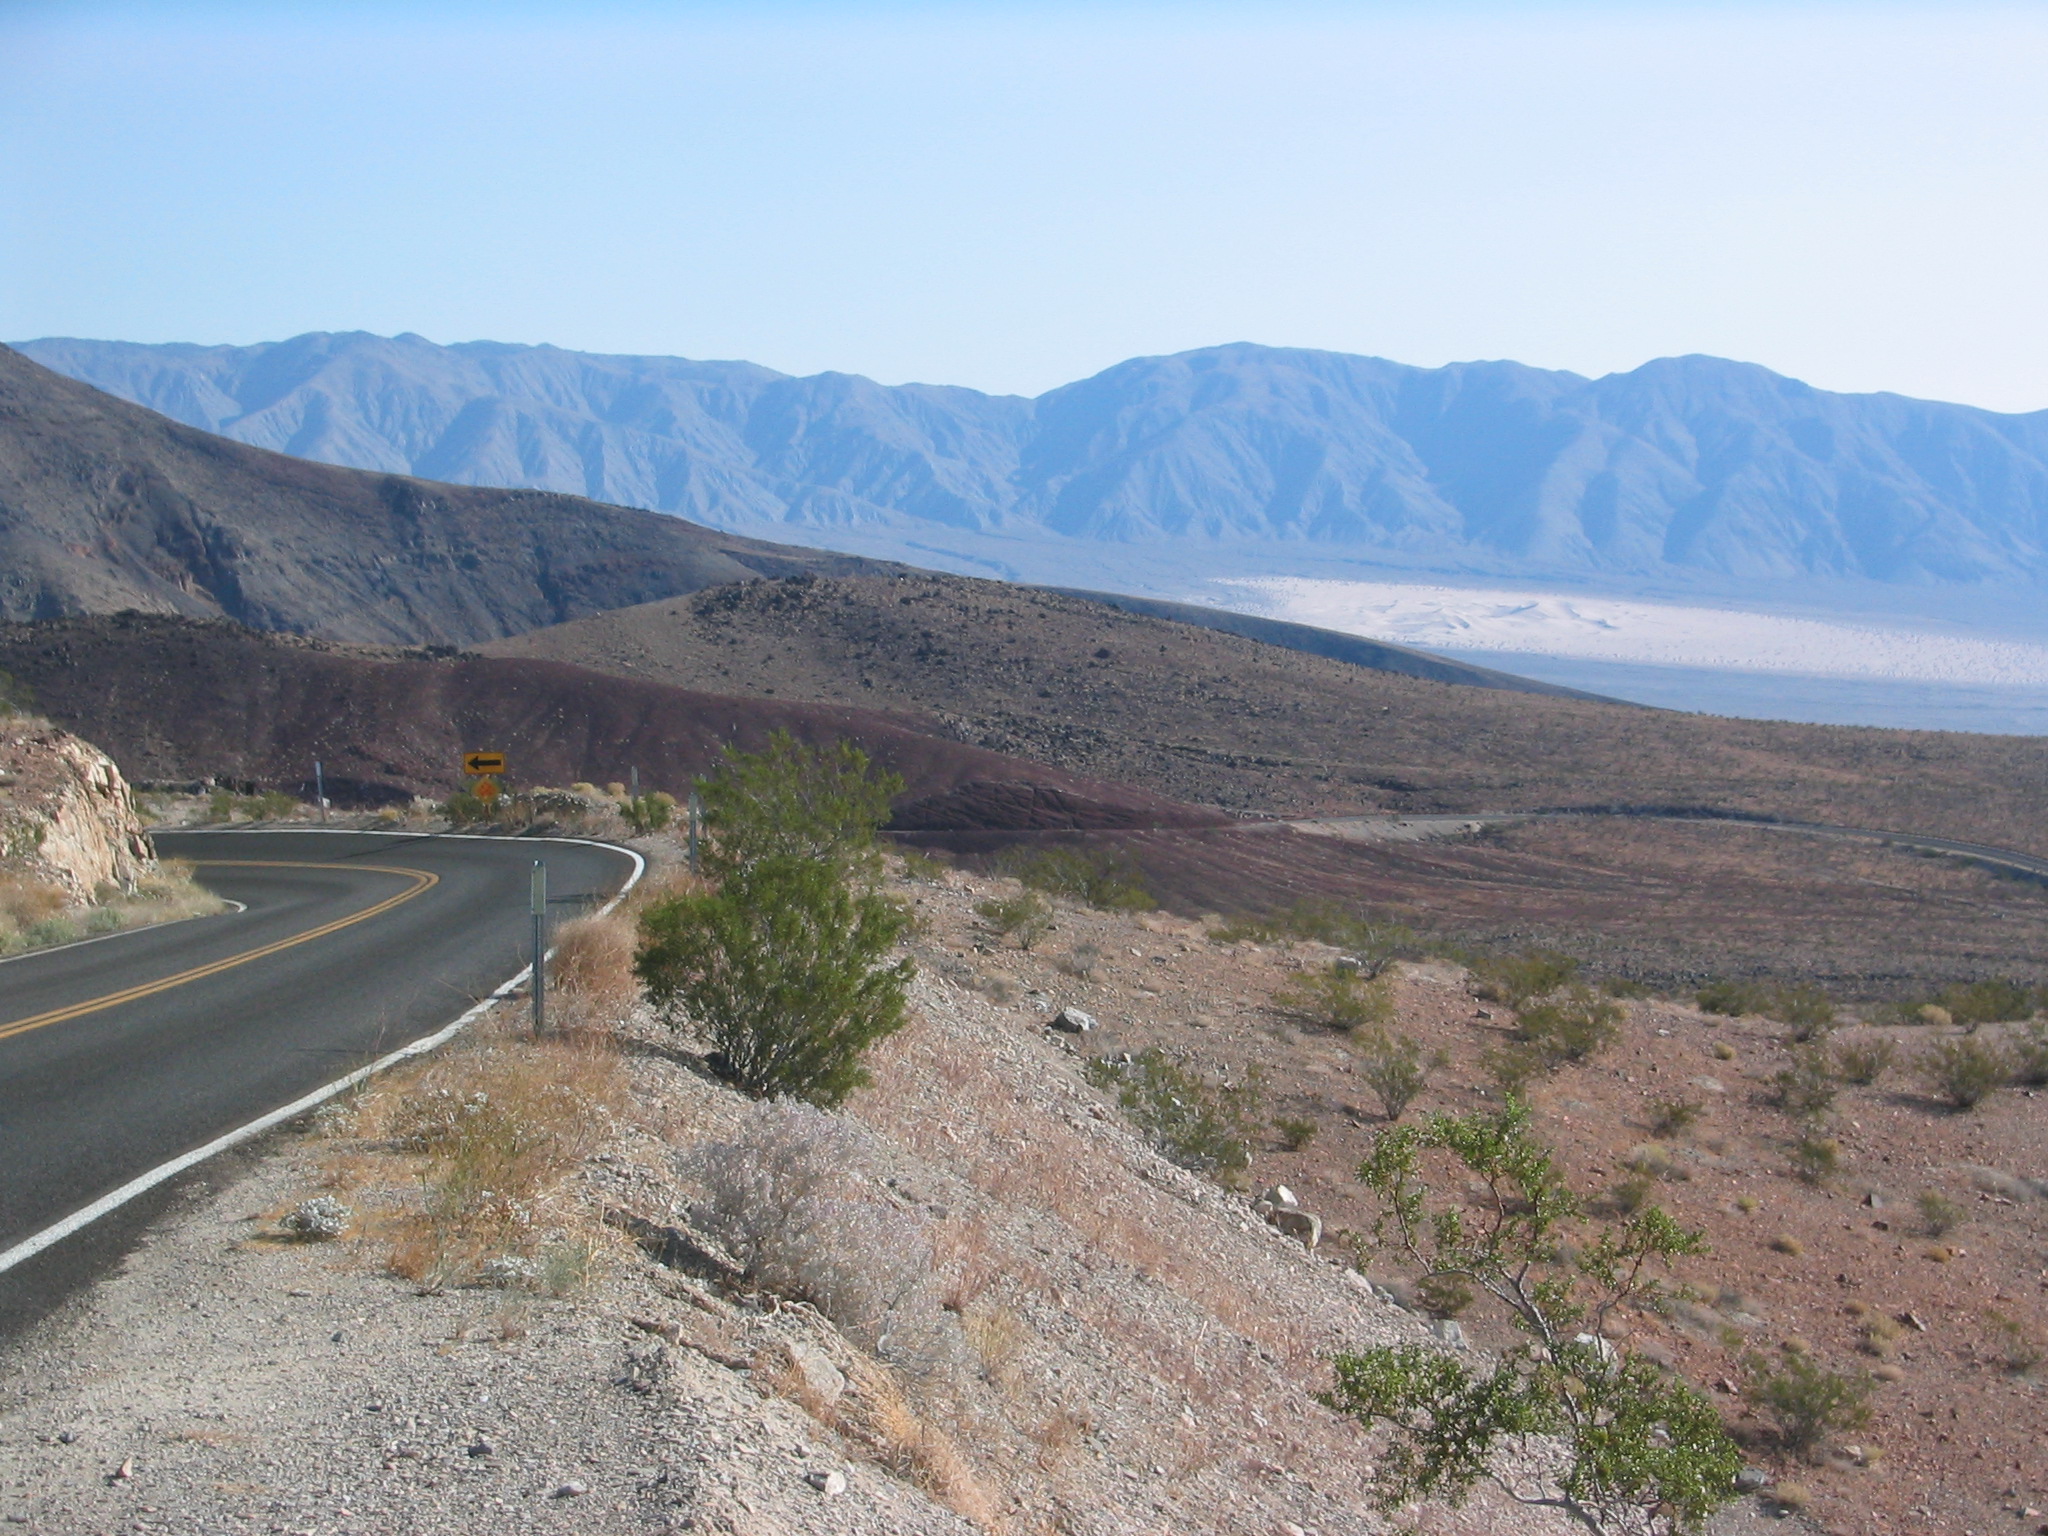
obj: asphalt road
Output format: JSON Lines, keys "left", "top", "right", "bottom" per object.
{"left": 0, "top": 829, "right": 637, "bottom": 1333}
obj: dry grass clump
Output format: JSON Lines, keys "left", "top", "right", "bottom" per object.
{"left": 0, "top": 859, "right": 224, "bottom": 954}
{"left": 361, "top": 1025, "right": 628, "bottom": 1289}
{"left": 546, "top": 909, "right": 640, "bottom": 1028}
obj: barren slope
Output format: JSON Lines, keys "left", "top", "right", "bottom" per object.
{"left": 485, "top": 572, "right": 2048, "bottom": 855}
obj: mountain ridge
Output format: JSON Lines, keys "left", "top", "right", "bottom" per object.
{"left": 21, "top": 330, "right": 2048, "bottom": 591}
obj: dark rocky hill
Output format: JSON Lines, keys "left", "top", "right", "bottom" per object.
{"left": 0, "top": 612, "right": 1221, "bottom": 833}
{"left": 0, "top": 344, "right": 895, "bottom": 644}
{"left": 26, "top": 330, "right": 2048, "bottom": 589}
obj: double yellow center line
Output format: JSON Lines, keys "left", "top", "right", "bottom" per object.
{"left": 0, "top": 861, "right": 438, "bottom": 1046}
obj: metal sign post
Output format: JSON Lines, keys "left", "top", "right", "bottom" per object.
{"left": 530, "top": 859, "right": 548, "bottom": 1035}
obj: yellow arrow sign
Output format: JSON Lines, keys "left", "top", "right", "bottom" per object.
{"left": 463, "top": 752, "right": 506, "bottom": 775}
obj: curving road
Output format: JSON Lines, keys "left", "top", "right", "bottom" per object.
{"left": 0, "top": 829, "right": 638, "bottom": 1332}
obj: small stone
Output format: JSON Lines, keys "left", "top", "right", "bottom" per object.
{"left": 1735, "top": 1467, "right": 1769, "bottom": 1492}
{"left": 552, "top": 1480, "right": 589, "bottom": 1499}
{"left": 1430, "top": 1320, "right": 1468, "bottom": 1350}
{"left": 1051, "top": 1007, "right": 1097, "bottom": 1034}
{"left": 466, "top": 1439, "right": 493, "bottom": 1458}
{"left": 805, "top": 1469, "right": 848, "bottom": 1496}
{"left": 111, "top": 1457, "right": 133, "bottom": 1481}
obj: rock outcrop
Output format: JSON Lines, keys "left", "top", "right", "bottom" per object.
{"left": 0, "top": 717, "right": 153, "bottom": 900}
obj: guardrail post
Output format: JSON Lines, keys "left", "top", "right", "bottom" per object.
{"left": 530, "top": 859, "right": 548, "bottom": 1035}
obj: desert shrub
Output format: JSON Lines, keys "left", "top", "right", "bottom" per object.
{"left": 1919, "top": 1034, "right": 2011, "bottom": 1110}
{"left": 1274, "top": 1115, "right": 1319, "bottom": 1151}
{"left": 1084, "top": 1047, "right": 1261, "bottom": 1181}
{"left": 1647, "top": 1098, "right": 1704, "bottom": 1137}
{"left": 1932, "top": 977, "right": 2036, "bottom": 1027}
{"left": 1986, "top": 1310, "right": 2045, "bottom": 1376}
{"left": 1766, "top": 1047, "right": 1838, "bottom": 1124}
{"left": 697, "top": 730, "right": 903, "bottom": 879}
{"left": 893, "top": 847, "right": 951, "bottom": 883}
{"left": 1790, "top": 1136, "right": 1841, "bottom": 1185}
{"left": 1697, "top": 978, "right": 1835, "bottom": 1038}
{"left": 638, "top": 856, "right": 912, "bottom": 1107}
{"left": 1413, "top": 1273, "right": 1474, "bottom": 1318}
{"left": 1273, "top": 963, "right": 1394, "bottom": 1033}
{"left": 1480, "top": 1041, "right": 1546, "bottom": 1098}
{"left": 1470, "top": 949, "right": 1580, "bottom": 1009}
{"left": 1741, "top": 1351, "right": 1873, "bottom": 1461}
{"left": 546, "top": 911, "right": 639, "bottom": 1029}
{"left": 1916, "top": 1191, "right": 1967, "bottom": 1237}
{"left": 686, "top": 1100, "right": 941, "bottom": 1363}
{"left": 620, "top": 790, "right": 677, "bottom": 834}
{"left": 638, "top": 736, "right": 914, "bottom": 1107}
{"left": 1210, "top": 902, "right": 1420, "bottom": 964}
{"left": 1514, "top": 987, "right": 1621, "bottom": 1067}
{"left": 443, "top": 789, "right": 495, "bottom": 826}
{"left": 997, "top": 844, "right": 1154, "bottom": 911}
{"left": 1327, "top": 1099, "right": 1740, "bottom": 1534}
{"left": 1599, "top": 975, "right": 1653, "bottom": 999}
{"left": 1831, "top": 1036, "right": 1896, "bottom": 1086}
{"left": 1356, "top": 1030, "right": 1449, "bottom": 1121}
{"left": 1054, "top": 942, "right": 1102, "bottom": 980}
{"left": 2006, "top": 1024, "right": 2048, "bottom": 1088}
{"left": 975, "top": 890, "right": 1052, "bottom": 950}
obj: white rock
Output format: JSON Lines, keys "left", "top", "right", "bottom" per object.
{"left": 806, "top": 1469, "right": 848, "bottom": 1496}
{"left": 1050, "top": 1007, "right": 1097, "bottom": 1033}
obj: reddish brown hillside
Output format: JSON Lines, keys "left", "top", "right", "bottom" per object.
{"left": 0, "top": 613, "right": 1224, "bottom": 834}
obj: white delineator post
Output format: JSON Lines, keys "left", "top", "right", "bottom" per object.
{"left": 530, "top": 859, "right": 548, "bottom": 1034}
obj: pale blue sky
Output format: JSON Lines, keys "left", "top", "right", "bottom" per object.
{"left": 3, "top": 2, "right": 2045, "bottom": 409}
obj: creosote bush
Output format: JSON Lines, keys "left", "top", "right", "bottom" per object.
{"left": 1272, "top": 962, "right": 1394, "bottom": 1033}
{"left": 1830, "top": 1036, "right": 1896, "bottom": 1087}
{"left": 1084, "top": 1047, "right": 1261, "bottom": 1182}
{"left": 636, "top": 733, "right": 914, "bottom": 1107}
{"left": 1209, "top": 902, "right": 1420, "bottom": 967}
{"left": 1919, "top": 1034, "right": 2011, "bottom": 1110}
{"left": 974, "top": 890, "right": 1052, "bottom": 950}
{"left": 1926, "top": 977, "right": 2037, "bottom": 1027}
{"left": 995, "top": 844, "right": 1154, "bottom": 911}
{"left": 1469, "top": 949, "right": 1580, "bottom": 1009}
{"left": 1767, "top": 1047, "right": 1838, "bottom": 1124}
{"left": 1740, "top": 1351, "right": 1873, "bottom": 1462}
{"left": 1647, "top": 1097, "right": 1705, "bottom": 1137}
{"left": 1514, "top": 986, "right": 1622, "bottom": 1068}
{"left": 1355, "top": 1029, "right": 1448, "bottom": 1121}
{"left": 1273, "top": 1114, "right": 1319, "bottom": 1151}
{"left": 1326, "top": 1099, "right": 1740, "bottom": 1536}
{"left": 1697, "top": 979, "right": 1836, "bottom": 1039}
{"left": 1915, "top": 1191, "right": 1967, "bottom": 1237}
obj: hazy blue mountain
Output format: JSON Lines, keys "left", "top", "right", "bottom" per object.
{"left": 20, "top": 332, "right": 2048, "bottom": 589}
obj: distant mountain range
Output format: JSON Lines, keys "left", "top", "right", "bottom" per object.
{"left": 20, "top": 331, "right": 2048, "bottom": 593}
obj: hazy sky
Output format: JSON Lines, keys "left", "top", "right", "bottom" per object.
{"left": 3, "top": 2, "right": 2045, "bottom": 409}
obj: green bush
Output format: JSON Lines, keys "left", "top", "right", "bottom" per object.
{"left": 1647, "top": 1098, "right": 1704, "bottom": 1137}
{"left": 636, "top": 734, "right": 914, "bottom": 1108}
{"left": 997, "top": 845, "right": 1154, "bottom": 911}
{"left": 1919, "top": 1035, "right": 2011, "bottom": 1110}
{"left": 1273, "top": 1115, "right": 1319, "bottom": 1151}
{"left": 2008, "top": 1024, "right": 2048, "bottom": 1088}
{"left": 1515, "top": 986, "right": 1621, "bottom": 1067}
{"left": 1831, "top": 1036, "right": 1897, "bottom": 1086}
{"left": 1931, "top": 978, "right": 2036, "bottom": 1027}
{"left": 1084, "top": 1048, "right": 1260, "bottom": 1181}
{"left": 1355, "top": 1029, "right": 1448, "bottom": 1121}
{"left": 1767, "top": 1046, "right": 1838, "bottom": 1124}
{"left": 975, "top": 890, "right": 1053, "bottom": 950}
{"left": 637, "top": 855, "right": 913, "bottom": 1107}
{"left": 1470, "top": 949, "right": 1580, "bottom": 1009}
{"left": 1698, "top": 978, "right": 1834, "bottom": 1038}
{"left": 1789, "top": 1136, "right": 1841, "bottom": 1185}
{"left": 1916, "top": 1191, "right": 1967, "bottom": 1237}
{"left": 1273, "top": 963, "right": 1394, "bottom": 1033}
{"left": 620, "top": 791, "right": 677, "bottom": 834}
{"left": 1326, "top": 1099, "right": 1741, "bottom": 1534}
{"left": 1741, "top": 1351, "right": 1873, "bottom": 1461}
{"left": 696, "top": 730, "right": 903, "bottom": 879}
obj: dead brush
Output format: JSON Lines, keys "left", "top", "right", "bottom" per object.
{"left": 365, "top": 1026, "right": 628, "bottom": 1288}
{"left": 545, "top": 910, "right": 639, "bottom": 1029}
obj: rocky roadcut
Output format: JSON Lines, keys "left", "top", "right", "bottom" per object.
{"left": 2, "top": 842, "right": 2038, "bottom": 1534}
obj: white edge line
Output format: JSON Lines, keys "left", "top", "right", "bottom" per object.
{"left": 0, "top": 833, "right": 645, "bottom": 1278}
